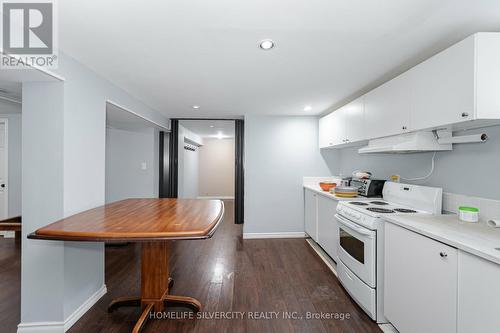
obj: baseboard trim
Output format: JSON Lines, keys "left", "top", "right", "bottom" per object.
{"left": 64, "top": 284, "right": 107, "bottom": 331}
{"left": 242, "top": 232, "right": 306, "bottom": 239}
{"left": 197, "top": 196, "right": 234, "bottom": 200}
{"left": 17, "top": 284, "right": 107, "bottom": 333}
{"left": 17, "top": 322, "right": 64, "bottom": 333}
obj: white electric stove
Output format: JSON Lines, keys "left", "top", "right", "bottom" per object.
{"left": 335, "top": 182, "right": 442, "bottom": 323}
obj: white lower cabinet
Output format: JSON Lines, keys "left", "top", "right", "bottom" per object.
{"left": 317, "top": 195, "right": 339, "bottom": 262}
{"left": 457, "top": 251, "right": 500, "bottom": 333}
{"left": 384, "top": 223, "right": 457, "bottom": 333}
{"left": 304, "top": 189, "right": 318, "bottom": 241}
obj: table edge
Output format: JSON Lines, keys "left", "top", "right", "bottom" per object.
{"left": 27, "top": 200, "right": 225, "bottom": 242}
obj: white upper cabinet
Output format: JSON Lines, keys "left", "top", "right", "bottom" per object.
{"left": 319, "top": 112, "right": 335, "bottom": 148}
{"left": 319, "top": 110, "right": 345, "bottom": 148}
{"left": 473, "top": 33, "right": 500, "bottom": 120}
{"left": 364, "top": 73, "right": 411, "bottom": 138}
{"left": 341, "top": 97, "right": 365, "bottom": 143}
{"left": 410, "top": 36, "right": 475, "bottom": 130}
{"left": 318, "top": 97, "right": 363, "bottom": 148}
{"left": 319, "top": 33, "right": 500, "bottom": 149}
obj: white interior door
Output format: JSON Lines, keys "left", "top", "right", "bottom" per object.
{"left": 0, "top": 121, "right": 8, "bottom": 220}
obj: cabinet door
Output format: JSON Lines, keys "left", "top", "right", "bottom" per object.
{"left": 458, "top": 251, "right": 500, "bottom": 333}
{"left": 411, "top": 36, "right": 475, "bottom": 130}
{"left": 343, "top": 97, "right": 365, "bottom": 143}
{"left": 364, "top": 73, "right": 411, "bottom": 139}
{"left": 319, "top": 113, "right": 335, "bottom": 148}
{"left": 304, "top": 189, "right": 318, "bottom": 241}
{"left": 317, "top": 195, "right": 339, "bottom": 262}
{"left": 319, "top": 111, "right": 345, "bottom": 148}
{"left": 331, "top": 110, "right": 345, "bottom": 146}
{"left": 384, "top": 223, "right": 457, "bottom": 333}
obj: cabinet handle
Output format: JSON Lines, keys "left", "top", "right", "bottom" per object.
{"left": 461, "top": 112, "right": 469, "bottom": 118}
{"left": 439, "top": 252, "right": 448, "bottom": 258}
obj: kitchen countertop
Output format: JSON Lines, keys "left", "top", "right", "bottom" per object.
{"left": 384, "top": 214, "right": 500, "bottom": 265}
{"left": 303, "top": 184, "right": 368, "bottom": 201}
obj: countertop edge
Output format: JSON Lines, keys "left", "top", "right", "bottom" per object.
{"left": 383, "top": 215, "right": 500, "bottom": 266}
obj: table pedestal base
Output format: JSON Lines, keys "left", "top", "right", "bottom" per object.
{"left": 107, "top": 242, "right": 201, "bottom": 333}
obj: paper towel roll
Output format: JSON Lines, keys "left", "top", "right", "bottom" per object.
{"left": 487, "top": 219, "right": 500, "bottom": 228}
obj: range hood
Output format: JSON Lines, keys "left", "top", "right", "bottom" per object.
{"left": 358, "top": 131, "right": 452, "bottom": 154}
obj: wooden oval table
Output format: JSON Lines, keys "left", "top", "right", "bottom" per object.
{"left": 28, "top": 198, "right": 225, "bottom": 333}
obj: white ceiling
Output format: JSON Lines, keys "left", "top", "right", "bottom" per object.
{"left": 180, "top": 120, "right": 235, "bottom": 138}
{"left": 59, "top": 0, "right": 500, "bottom": 118}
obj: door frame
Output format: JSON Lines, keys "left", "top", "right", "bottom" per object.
{"left": 159, "top": 118, "right": 244, "bottom": 224}
{"left": 0, "top": 118, "right": 8, "bottom": 220}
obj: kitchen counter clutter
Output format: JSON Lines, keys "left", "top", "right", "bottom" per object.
{"left": 303, "top": 177, "right": 367, "bottom": 201}
{"left": 384, "top": 213, "right": 500, "bottom": 265}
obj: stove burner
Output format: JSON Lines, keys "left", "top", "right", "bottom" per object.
{"left": 366, "top": 207, "right": 395, "bottom": 213}
{"left": 350, "top": 202, "right": 369, "bottom": 206}
{"left": 394, "top": 208, "right": 417, "bottom": 213}
{"left": 370, "top": 201, "right": 389, "bottom": 205}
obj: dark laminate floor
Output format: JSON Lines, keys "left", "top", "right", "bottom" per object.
{"left": 2, "top": 200, "right": 381, "bottom": 333}
{"left": 0, "top": 236, "right": 21, "bottom": 333}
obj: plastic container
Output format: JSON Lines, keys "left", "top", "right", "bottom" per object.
{"left": 459, "top": 206, "right": 479, "bottom": 223}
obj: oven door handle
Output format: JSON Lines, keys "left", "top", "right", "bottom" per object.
{"left": 335, "top": 214, "right": 375, "bottom": 238}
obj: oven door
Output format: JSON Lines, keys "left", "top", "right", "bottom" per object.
{"left": 336, "top": 213, "right": 376, "bottom": 288}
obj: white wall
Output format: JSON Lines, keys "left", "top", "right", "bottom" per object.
{"left": 178, "top": 125, "right": 202, "bottom": 198}
{"left": 105, "top": 127, "right": 159, "bottom": 203}
{"left": 0, "top": 102, "right": 22, "bottom": 217}
{"left": 198, "top": 138, "right": 235, "bottom": 198}
{"left": 244, "top": 115, "right": 331, "bottom": 234}
{"left": 20, "top": 52, "right": 169, "bottom": 332}
{"left": 182, "top": 146, "right": 199, "bottom": 198}
{"left": 328, "top": 125, "right": 500, "bottom": 200}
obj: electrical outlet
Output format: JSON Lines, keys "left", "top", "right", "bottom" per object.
{"left": 141, "top": 162, "right": 147, "bottom": 170}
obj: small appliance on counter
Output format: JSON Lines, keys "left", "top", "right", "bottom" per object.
{"left": 350, "top": 177, "right": 386, "bottom": 197}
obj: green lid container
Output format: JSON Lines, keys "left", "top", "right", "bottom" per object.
{"left": 459, "top": 206, "right": 479, "bottom": 212}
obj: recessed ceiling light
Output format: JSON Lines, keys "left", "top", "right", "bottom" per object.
{"left": 259, "top": 39, "right": 275, "bottom": 50}
{"left": 210, "top": 125, "right": 214, "bottom": 128}
{"left": 216, "top": 131, "right": 224, "bottom": 140}
{"left": 304, "top": 105, "right": 312, "bottom": 111}
{"left": 192, "top": 105, "right": 200, "bottom": 109}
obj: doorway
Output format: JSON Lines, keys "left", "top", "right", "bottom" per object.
{"left": 0, "top": 81, "right": 22, "bottom": 238}
{"left": 159, "top": 119, "right": 244, "bottom": 224}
